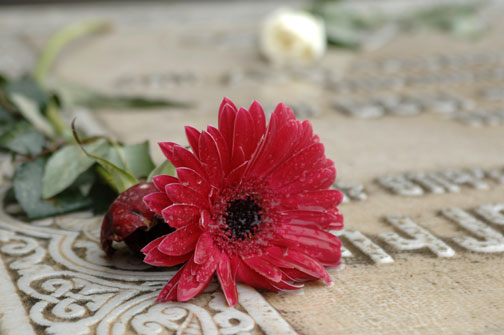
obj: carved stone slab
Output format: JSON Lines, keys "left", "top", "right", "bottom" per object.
{"left": 2, "top": 1, "right": 504, "bottom": 334}
{"left": 0, "top": 185, "right": 297, "bottom": 335}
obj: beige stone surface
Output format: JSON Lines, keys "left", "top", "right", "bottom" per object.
{"left": 1, "top": 1, "right": 504, "bottom": 334}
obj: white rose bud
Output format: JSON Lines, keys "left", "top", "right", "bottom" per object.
{"left": 260, "top": 9, "right": 327, "bottom": 66}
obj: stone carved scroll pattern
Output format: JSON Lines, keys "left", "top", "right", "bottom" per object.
{"left": 0, "top": 191, "right": 295, "bottom": 335}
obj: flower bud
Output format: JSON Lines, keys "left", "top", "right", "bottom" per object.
{"left": 100, "top": 182, "right": 174, "bottom": 255}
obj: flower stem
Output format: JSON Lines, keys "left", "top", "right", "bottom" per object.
{"left": 34, "top": 20, "right": 110, "bottom": 85}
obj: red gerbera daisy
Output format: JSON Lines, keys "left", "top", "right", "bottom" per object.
{"left": 142, "top": 98, "right": 344, "bottom": 306}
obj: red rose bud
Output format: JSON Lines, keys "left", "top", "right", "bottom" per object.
{"left": 100, "top": 182, "right": 174, "bottom": 256}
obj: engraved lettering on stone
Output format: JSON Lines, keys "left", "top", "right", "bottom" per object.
{"left": 115, "top": 71, "right": 198, "bottom": 91}
{"left": 329, "top": 64, "right": 504, "bottom": 94}
{"left": 474, "top": 204, "right": 504, "bottom": 226}
{"left": 332, "top": 230, "right": 394, "bottom": 264}
{"left": 380, "top": 215, "right": 455, "bottom": 257}
{"left": 453, "top": 110, "right": 502, "bottom": 127}
{"left": 288, "top": 102, "right": 321, "bottom": 118}
{"left": 405, "top": 172, "right": 458, "bottom": 194}
{"left": 376, "top": 175, "right": 424, "bottom": 196}
{"left": 485, "top": 168, "right": 504, "bottom": 184}
{"left": 351, "top": 51, "right": 504, "bottom": 74}
{"left": 481, "top": 88, "right": 504, "bottom": 101}
{"left": 333, "top": 100, "right": 385, "bottom": 118}
{"left": 332, "top": 92, "right": 474, "bottom": 119}
{"left": 379, "top": 167, "right": 500, "bottom": 197}
{"left": 333, "top": 181, "right": 367, "bottom": 203}
{"left": 330, "top": 230, "right": 353, "bottom": 258}
{"left": 236, "top": 285, "right": 298, "bottom": 335}
{"left": 441, "top": 207, "right": 504, "bottom": 253}
{"left": 438, "top": 168, "right": 489, "bottom": 190}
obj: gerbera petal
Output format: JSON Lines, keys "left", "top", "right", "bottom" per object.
{"left": 231, "top": 146, "right": 246, "bottom": 170}
{"left": 218, "top": 101, "right": 237, "bottom": 149}
{"left": 242, "top": 256, "right": 282, "bottom": 282}
{"left": 328, "top": 210, "right": 344, "bottom": 230}
{"left": 162, "top": 204, "right": 200, "bottom": 228}
{"left": 172, "top": 145, "right": 208, "bottom": 179}
{"left": 143, "top": 192, "right": 171, "bottom": 215}
{"left": 198, "top": 131, "right": 224, "bottom": 187}
{"left": 281, "top": 161, "right": 336, "bottom": 194}
{"left": 198, "top": 210, "right": 213, "bottom": 230}
{"left": 144, "top": 248, "right": 191, "bottom": 267}
{"left": 264, "top": 246, "right": 294, "bottom": 268}
{"left": 158, "top": 142, "right": 176, "bottom": 161}
{"left": 233, "top": 107, "right": 255, "bottom": 159}
{"left": 271, "top": 234, "right": 342, "bottom": 266}
{"left": 194, "top": 232, "right": 215, "bottom": 264}
{"left": 140, "top": 235, "right": 165, "bottom": 254}
{"left": 196, "top": 253, "right": 218, "bottom": 282}
{"left": 281, "top": 268, "right": 318, "bottom": 282}
{"left": 165, "top": 183, "right": 209, "bottom": 209}
{"left": 280, "top": 249, "right": 331, "bottom": 285}
{"left": 272, "top": 280, "right": 304, "bottom": 291}
{"left": 176, "top": 167, "right": 211, "bottom": 195}
{"left": 156, "top": 266, "right": 185, "bottom": 302}
{"left": 236, "top": 259, "right": 301, "bottom": 291}
{"left": 152, "top": 175, "right": 178, "bottom": 192}
{"left": 219, "top": 97, "right": 237, "bottom": 118}
{"left": 268, "top": 143, "right": 325, "bottom": 188}
{"left": 227, "top": 160, "right": 248, "bottom": 185}
{"left": 277, "top": 225, "right": 342, "bottom": 245}
{"left": 293, "top": 120, "right": 315, "bottom": 152}
{"left": 249, "top": 100, "right": 266, "bottom": 144}
{"left": 279, "top": 210, "right": 341, "bottom": 228}
{"left": 185, "top": 126, "right": 201, "bottom": 157}
{"left": 272, "top": 102, "right": 296, "bottom": 123}
{"left": 280, "top": 189, "right": 344, "bottom": 211}
{"left": 144, "top": 98, "right": 343, "bottom": 304}
{"left": 217, "top": 252, "right": 238, "bottom": 306}
{"left": 177, "top": 259, "right": 214, "bottom": 302}
{"left": 158, "top": 224, "right": 201, "bottom": 256}
{"left": 207, "top": 126, "right": 231, "bottom": 173}
{"left": 246, "top": 119, "right": 299, "bottom": 179}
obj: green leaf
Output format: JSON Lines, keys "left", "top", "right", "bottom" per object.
{"left": 0, "top": 121, "right": 45, "bottom": 155}
{"left": 94, "top": 162, "right": 138, "bottom": 194}
{"left": 72, "top": 127, "right": 138, "bottom": 194}
{"left": 9, "top": 93, "right": 55, "bottom": 138}
{"left": 79, "top": 93, "right": 191, "bottom": 109}
{"left": 56, "top": 83, "right": 190, "bottom": 110}
{"left": 13, "top": 157, "right": 93, "bottom": 219}
{"left": 73, "top": 168, "right": 97, "bottom": 196}
{"left": 45, "top": 97, "right": 72, "bottom": 139}
{"left": 4, "top": 76, "right": 49, "bottom": 107}
{"left": 41, "top": 139, "right": 109, "bottom": 199}
{"left": 87, "top": 181, "right": 117, "bottom": 214}
{"left": 107, "top": 141, "right": 155, "bottom": 179}
{"left": 0, "top": 105, "right": 14, "bottom": 124}
{"left": 0, "top": 74, "right": 7, "bottom": 86}
{"left": 148, "top": 159, "right": 175, "bottom": 182}
{"left": 72, "top": 120, "right": 139, "bottom": 193}
{"left": 0, "top": 106, "right": 15, "bottom": 138}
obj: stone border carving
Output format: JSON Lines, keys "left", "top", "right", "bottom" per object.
{"left": 0, "top": 187, "right": 298, "bottom": 335}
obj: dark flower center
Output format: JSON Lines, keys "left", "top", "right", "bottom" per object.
{"left": 223, "top": 196, "right": 262, "bottom": 240}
